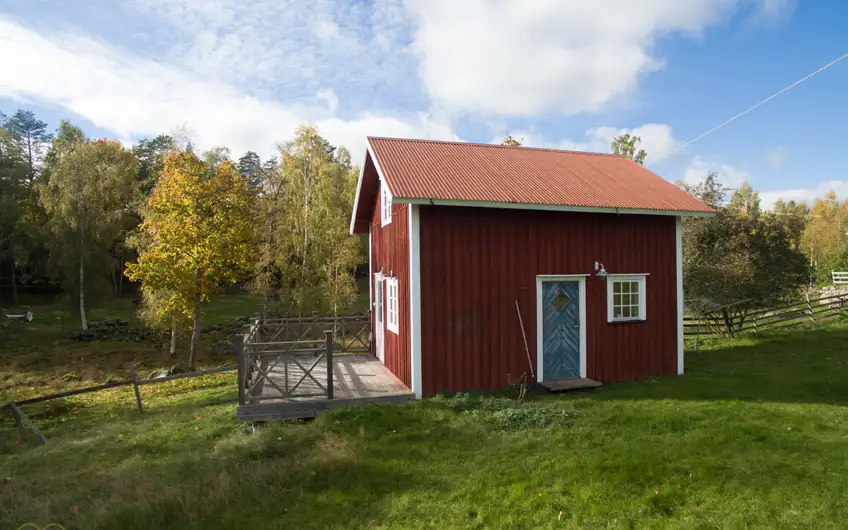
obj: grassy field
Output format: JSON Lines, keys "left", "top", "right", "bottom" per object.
{"left": 3, "top": 316, "right": 848, "bottom": 528}
{"left": 1, "top": 280, "right": 370, "bottom": 403}
{"left": 0, "top": 293, "right": 267, "bottom": 403}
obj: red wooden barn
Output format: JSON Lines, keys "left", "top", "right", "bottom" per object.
{"left": 349, "top": 138, "right": 714, "bottom": 397}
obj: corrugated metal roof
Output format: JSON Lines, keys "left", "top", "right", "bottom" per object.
{"left": 367, "top": 137, "right": 714, "bottom": 214}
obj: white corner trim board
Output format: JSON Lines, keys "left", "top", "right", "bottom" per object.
{"left": 534, "top": 275, "right": 588, "bottom": 383}
{"left": 408, "top": 205, "right": 423, "bottom": 398}
{"left": 676, "top": 216, "right": 684, "bottom": 375}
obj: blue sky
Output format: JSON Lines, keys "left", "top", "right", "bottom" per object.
{"left": 1, "top": 0, "right": 846, "bottom": 206}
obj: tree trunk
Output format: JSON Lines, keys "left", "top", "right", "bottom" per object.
{"left": 79, "top": 243, "right": 88, "bottom": 330}
{"left": 10, "top": 258, "right": 17, "bottom": 305}
{"left": 109, "top": 256, "right": 118, "bottom": 295}
{"left": 188, "top": 272, "right": 202, "bottom": 370}
{"left": 170, "top": 316, "right": 178, "bottom": 357}
{"left": 118, "top": 256, "right": 124, "bottom": 295}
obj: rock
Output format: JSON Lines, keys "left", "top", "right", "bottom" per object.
{"left": 168, "top": 363, "right": 187, "bottom": 375}
{"left": 147, "top": 368, "right": 170, "bottom": 379}
{"left": 212, "top": 340, "right": 235, "bottom": 357}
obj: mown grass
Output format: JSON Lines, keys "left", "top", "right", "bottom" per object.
{"left": 3, "top": 321, "right": 848, "bottom": 528}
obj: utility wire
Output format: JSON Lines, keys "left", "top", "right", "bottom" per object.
{"left": 656, "top": 51, "right": 848, "bottom": 163}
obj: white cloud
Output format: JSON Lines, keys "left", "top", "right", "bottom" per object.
{"left": 683, "top": 156, "right": 751, "bottom": 188}
{"left": 759, "top": 180, "right": 848, "bottom": 209}
{"left": 405, "top": 0, "right": 792, "bottom": 117}
{"left": 128, "top": 0, "right": 418, "bottom": 102}
{"left": 0, "top": 17, "right": 457, "bottom": 162}
{"left": 765, "top": 146, "right": 787, "bottom": 169}
{"left": 494, "top": 123, "right": 680, "bottom": 164}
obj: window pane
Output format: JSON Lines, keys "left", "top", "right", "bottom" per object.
{"left": 622, "top": 282, "right": 630, "bottom": 294}
{"left": 613, "top": 293, "right": 621, "bottom": 306}
{"left": 622, "top": 294, "right": 630, "bottom": 306}
{"left": 622, "top": 306, "right": 631, "bottom": 318}
{"left": 630, "top": 282, "right": 639, "bottom": 294}
{"left": 614, "top": 307, "right": 622, "bottom": 318}
{"left": 613, "top": 282, "right": 621, "bottom": 294}
{"left": 631, "top": 306, "right": 640, "bottom": 318}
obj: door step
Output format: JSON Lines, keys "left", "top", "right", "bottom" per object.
{"left": 539, "top": 378, "right": 601, "bottom": 392}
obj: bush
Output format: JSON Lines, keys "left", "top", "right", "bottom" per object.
{"left": 434, "top": 392, "right": 575, "bottom": 432}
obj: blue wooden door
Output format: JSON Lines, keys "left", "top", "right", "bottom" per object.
{"left": 542, "top": 281, "right": 581, "bottom": 380}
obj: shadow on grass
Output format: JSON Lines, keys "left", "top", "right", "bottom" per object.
{"left": 587, "top": 324, "right": 848, "bottom": 407}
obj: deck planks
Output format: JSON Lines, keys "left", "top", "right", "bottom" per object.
{"left": 238, "top": 354, "right": 414, "bottom": 421}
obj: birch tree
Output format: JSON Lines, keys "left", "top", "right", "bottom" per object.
{"left": 126, "top": 152, "right": 255, "bottom": 369}
{"left": 262, "top": 125, "right": 362, "bottom": 314}
{"left": 39, "top": 137, "right": 137, "bottom": 329}
{"left": 611, "top": 133, "right": 647, "bottom": 165}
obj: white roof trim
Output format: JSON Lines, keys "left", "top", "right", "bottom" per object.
{"left": 396, "top": 197, "right": 714, "bottom": 218}
{"left": 349, "top": 139, "right": 394, "bottom": 234}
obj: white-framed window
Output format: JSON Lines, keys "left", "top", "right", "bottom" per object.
{"left": 607, "top": 275, "right": 647, "bottom": 323}
{"left": 381, "top": 181, "right": 392, "bottom": 226}
{"left": 386, "top": 277, "right": 399, "bottom": 333}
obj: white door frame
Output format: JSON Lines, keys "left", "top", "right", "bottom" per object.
{"left": 535, "top": 274, "right": 589, "bottom": 382}
{"left": 374, "top": 272, "right": 385, "bottom": 362}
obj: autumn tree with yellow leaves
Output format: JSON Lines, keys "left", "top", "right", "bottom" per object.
{"left": 126, "top": 151, "right": 255, "bottom": 369}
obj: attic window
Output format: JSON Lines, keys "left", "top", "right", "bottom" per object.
{"left": 381, "top": 182, "right": 392, "bottom": 226}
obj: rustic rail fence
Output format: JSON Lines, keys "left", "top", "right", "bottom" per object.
{"left": 237, "top": 314, "right": 370, "bottom": 407}
{"left": 2, "top": 364, "right": 237, "bottom": 444}
{"left": 684, "top": 292, "right": 848, "bottom": 340}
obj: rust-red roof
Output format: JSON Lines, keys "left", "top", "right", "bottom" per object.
{"left": 367, "top": 137, "right": 714, "bottom": 214}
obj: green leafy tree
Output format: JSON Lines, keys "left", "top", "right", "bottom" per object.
{"left": 801, "top": 192, "right": 848, "bottom": 284}
{"left": 133, "top": 135, "right": 176, "bottom": 199}
{"left": 728, "top": 182, "right": 761, "bottom": 219}
{"left": 237, "top": 151, "right": 264, "bottom": 188}
{"left": 258, "top": 124, "right": 363, "bottom": 314}
{"left": 5, "top": 110, "right": 52, "bottom": 182}
{"left": 502, "top": 133, "right": 522, "bottom": 146}
{"left": 39, "top": 136, "right": 138, "bottom": 329}
{"left": 773, "top": 199, "right": 809, "bottom": 252}
{"left": 0, "top": 124, "right": 30, "bottom": 304}
{"left": 126, "top": 151, "right": 255, "bottom": 369}
{"left": 680, "top": 175, "right": 808, "bottom": 334}
{"left": 610, "top": 133, "right": 647, "bottom": 165}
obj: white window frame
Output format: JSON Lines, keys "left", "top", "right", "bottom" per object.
{"left": 381, "top": 181, "right": 392, "bottom": 227}
{"left": 607, "top": 274, "right": 648, "bottom": 323}
{"left": 386, "top": 277, "right": 399, "bottom": 333}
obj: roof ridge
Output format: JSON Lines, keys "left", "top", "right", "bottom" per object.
{"left": 367, "top": 136, "right": 624, "bottom": 158}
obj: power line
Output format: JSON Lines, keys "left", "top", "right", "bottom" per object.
{"left": 656, "top": 51, "right": 848, "bottom": 163}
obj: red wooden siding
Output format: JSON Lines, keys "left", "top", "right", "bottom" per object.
{"left": 418, "top": 206, "right": 677, "bottom": 396}
{"left": 369, "top": 193, "right": 412, "bottom": 388}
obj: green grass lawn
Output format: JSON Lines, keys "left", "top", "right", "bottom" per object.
{"left": 3, "top": 322, "right": 848, "bottom": 529}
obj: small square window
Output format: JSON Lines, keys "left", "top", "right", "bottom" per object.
{"left": 607, "top": 275, "right": 647, "bottom": 323}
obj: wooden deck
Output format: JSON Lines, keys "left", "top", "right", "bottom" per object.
{"left": 539, "top": 378, "right": 602, "bottom": 392}
{"left": 237, "top": 354, "right": 414, "bottom": 421}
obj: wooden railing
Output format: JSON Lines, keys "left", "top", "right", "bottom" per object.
{"left": 236, "top": 314, "right": 370, "bottom": 406}
{"left": 833, "top": 270, "right": 848, "bottom": 286}
{"left": 684, "top": 292, "right": 848, "bottom": 339}
{"left": 248, "top": 313, "right": 370, "bottom": 353}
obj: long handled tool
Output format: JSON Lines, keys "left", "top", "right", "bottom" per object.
{"left": 514, "top": 299, "right": 535, "bottom": 380}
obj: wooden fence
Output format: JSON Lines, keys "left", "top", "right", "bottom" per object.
{"left": 684, "top": 292, "right": 847, "bottom": 339}
{"left": 2, "top": 364, "right": 237, "bottom": 444}
{"left": 236, "top": 314, "right": 370, "bottom": 406}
